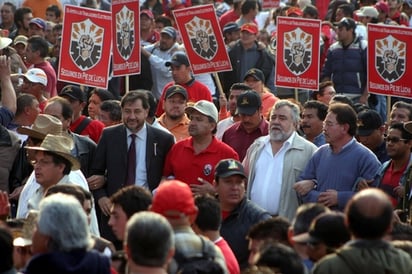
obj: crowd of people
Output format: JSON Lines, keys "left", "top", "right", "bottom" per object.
{"left": 0, "top": 0, "right": 412, "bottom": 273}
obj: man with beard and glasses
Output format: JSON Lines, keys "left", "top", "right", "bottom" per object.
{"left": 243, "top": 100, "right": 317, "bottom": 221}
{"left": 141, "top": 26, "right": 179, "bottom": 100}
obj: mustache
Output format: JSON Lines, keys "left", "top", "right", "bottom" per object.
{"left": 301, "top": 124, "right": 311, "bottom": 129}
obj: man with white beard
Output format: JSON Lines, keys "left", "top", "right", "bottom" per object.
{"left": 243, "top": 100, "right": 317, "bottom": 221}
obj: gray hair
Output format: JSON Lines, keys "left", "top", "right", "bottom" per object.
{"left": 126, "top": 211, "right": 174, "bottom": 267}
{"left": 271, "top": 100, "right": 301, "bottom": 124}
{"left": 37, "top": 193, "right": 91, "bottom": 252}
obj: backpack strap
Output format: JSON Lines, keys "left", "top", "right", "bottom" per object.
{"left": 73, "top": 117, "right": 92, "bottom": 134}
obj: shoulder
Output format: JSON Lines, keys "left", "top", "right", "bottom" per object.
{"left": 147, "top": 124, "right": 174, "bottom": 140}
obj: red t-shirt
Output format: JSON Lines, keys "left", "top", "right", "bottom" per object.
{"left": 219, "top": 10, "right": 240, "bottom": 30}
{"left": 380, "top": 161, "right": 408, "bottom": 207}
{"left": 215, "top": 237, "right": 240, "bottom": 274}
{"left": 163, "top": 136, "right": 239, "bottom": 185}
{"left": 155, "top": 79, "right": 213, "bottom": 117}
{"left": 70, "top": 115, "right": 104, "bottom": 143}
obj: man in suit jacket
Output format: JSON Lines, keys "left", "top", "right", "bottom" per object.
{"left": 88, "top": 90, "right": 174, "bottom": 243}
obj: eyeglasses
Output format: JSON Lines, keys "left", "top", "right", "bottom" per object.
{"left": 385, "top": 136, "right": 408, "bottom": 143}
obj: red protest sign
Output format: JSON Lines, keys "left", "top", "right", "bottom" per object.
{"left": 262, "top": 0, "right": 280, "bottom": 11}
{"left": 112, "top": 0, "right": 140, "bottom": 76}
{"left": 58, "top": 5, "right": 111, "bottom": 89}
{"left": 368, "top": 24, "right": 412, "bottom": 99}
{"left": 173, "top": 4, "right": 232, "bottom": 75}
{"left": 275, "top": 16, "right": 321, "bottom": 91}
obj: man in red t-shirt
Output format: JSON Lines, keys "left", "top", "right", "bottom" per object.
{"left": 59, "top": 85, "right": 104, "bottom": 143}
{"left": 155, "top": 51, "right": 212, "bottom": 116}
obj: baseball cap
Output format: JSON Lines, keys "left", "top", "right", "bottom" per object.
{"left": 243, "top": 68, "right": 265, "bottom": 82}
{"left": 357, "top": 109, "right": 383, "bottom": 136}
{"left": 29, "top": 17, "right": 46, "bottom": 30}
{"left": 404, "top": 0, "right": 412, "bottom": 8}
{"left": 292, "top": 212, "right": 350, "bottom": 247}
{"left": 23, "top": 68, "right": 47, "bottom": 86}
{"left": 185, "top": 100, "right": 218, "bottom": 123}
{"left": 140, "top": 9, "right": 154, "bottom": 19}
{"left": 223, "top": 22, "right": 240, "bottom": 34}
{"left": 355, "top": 6, "right": 379, "bottom": 18}
{"left": 13, "top": 35, "right": 28, "bottom": 47}
{"left": 165, "top": 85, "right": 188, "bottom": 100}
{"left": 0, "top": 36, "right": 12, "bottom": 50}
{"left": 334, "top": 17, "right": 357, "bottom": 30}
{"left": 236, "top": 90, "right": 262, "bottom": 115}
{"left": 165, "top": 51, "right": 190, "bottom": 67}
{"left": 375, "top": 1, "right": 389, "bottom": 14}
{"left": 286, "top": 6, "right": 303, "bottom": 17}
{"left": 151, "top": 180, "right": 197, "bottom": 218}
{"left": 59, "top": 85, "right": 86, "bottom": 102}
{"left": 215, "top": 159, "right": 246, "bottom": 180}
{"left": 160, "top": 26, "right": 177, "bottom": 39}
{"left": 240, "top": 23, "right": 258, "bottom": 35}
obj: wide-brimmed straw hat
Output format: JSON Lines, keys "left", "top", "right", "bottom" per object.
{"left": 25, "top": 134, "right": 80, "bottom": 170}
{"left": 17, "top": 114, "right": 62, "bottom": 140}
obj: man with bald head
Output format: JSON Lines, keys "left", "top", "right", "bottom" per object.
{"left": 313, "top": 189, "right": 412, "bottom": 274}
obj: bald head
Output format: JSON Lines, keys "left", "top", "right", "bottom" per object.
{"left": 345, "top": 189, "right": 393, "bottom": 240}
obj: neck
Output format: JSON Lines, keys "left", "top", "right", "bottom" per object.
{"left": 192, "top": 135, "right": 213, "bottom": 154}
{"left": 163, "top": 115, "right": 184, "bottom": 128}
{"left": 141, "top": 29, "right": 152, "bottom": 40}
{"left": 305, "top": 131, "right": 322, "bottom": 143}
{"left": 220, "top": 202, "right": 237, "bottom": 212}
{"left": 329, "top": 135, "right": 352, "bottom": 153}
{"left": 342, "top": 36, "right": 355, "bottom": 47}
{"left": 128, "top": 264, "right": 168, "bottom": 274}
{"left": 12, "top": 115, "right": 32, "bottom": 126}
{"left": 242, "top": 41, "right": 255, "bottom": 50}
{"left": 392, "top": 153, "right": 411, "bottom": 171}
{"left": 200, "top": 230, "right": 220, "bottom": 242}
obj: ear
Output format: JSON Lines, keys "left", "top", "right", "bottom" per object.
{"left": 287, "top": 227, "right": 295, "bottom": 246}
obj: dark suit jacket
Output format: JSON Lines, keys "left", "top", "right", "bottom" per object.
{"left": 91, "top": 123, "right": 174, "bottom": 200}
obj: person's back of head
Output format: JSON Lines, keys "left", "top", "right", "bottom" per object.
{"left": 345, "top": 188, "right": 393, "bottom": 240}
{"left": 248, "top": 217, "right": 291, "bottom": 246}
{"left": 194, "top": 194, "right": 221, "bottom": 232}
{"left": 34, "top": 193, "right": 90, "bottom": 253}
{"left": 255, "top": 242, "right": 305, "bottom": 274}
{"left": 125, "top": 211, "right": 175, "bottom": 268}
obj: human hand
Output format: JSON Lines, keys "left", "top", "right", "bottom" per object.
{"left": 9, "top": 186, "right": 23, "bottom": 200}
{"left": 87, "top": 175, "right": 105, "bottom": 191}
{"left": 190, "top": 177, "right": 216, "bottom": 195}
{"left": 318, "top": 189, "right": 338, "bottom": 207}
{"left": 394, "top": 185, "right": 405, "bottom": 198}
{"left": 98, "top": 197, "right": 112, "bottom": 216}
{"left": 0, "top": 191, "right": 10, "bottom": 220}
{"left": 294, "top": 180, "right": 315, "bottom": 196}
{"left": 356, "top": 179, "right": 374, "bottom": 191}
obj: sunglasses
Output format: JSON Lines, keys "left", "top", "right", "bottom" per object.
{"left": 385, "top": 136, "right": 408, "bottom": 143}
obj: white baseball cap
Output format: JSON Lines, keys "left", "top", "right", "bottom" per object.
{"left": 23, "top": 68, "right": 48, "bottom": 86}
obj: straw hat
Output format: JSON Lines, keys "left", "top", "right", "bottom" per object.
{"left": 0, "top": 36, "right": 12, "bottom": 50}
{"left": 25, "top": 134, "right": 80, "bottom": 170}
{"left": 17, "top": 114, "right": 63, "bottom": 140}
{"left": 13, "top": 211, "right": 38, "bottom": 247}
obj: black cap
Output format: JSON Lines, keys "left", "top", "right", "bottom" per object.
{"left": 165, "top": 52, "right": 189, "bottom": 67}
{"left": 223, "top": 22, "right": 240, "bottom": 34}
{"left": 59, "top": 85, "right": 86, "bottom": 102}
{"left": 357, "top": 109, "right": 383, "bottom": 136}
{"left": 292, "top": 212, "right": 350, "bottom": 247}
{"left": 215, "top": 159, "right": 246, "bottom": 179}
{"left": 334, "top": 17, "right": 357, "bottom": 30}
{"left": 243, "top": 68, "right": 265, "bottom": 82}
{"left": 236, "top": 90, "right": 262, "bottom": 115}
{"left": 165, "top": 85, "right": 188, "bottom": 100}
{"left": 160, "top": 26, "right": 177, "bottom": 39}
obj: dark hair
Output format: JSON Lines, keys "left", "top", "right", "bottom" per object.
{"left": 337, "top": 4, "right": 354, "bottom": 17}
{"left": 392, "top": 101, "right": 412, "bottom": 121}
{"left": 90, "top": 88, "right": 115, "bottom": 102}
{"left": 303, "top": 4, "right": 318, "bottom": 18}
{"left": 121, "top": 90, "right": 150, "bottom": 110}
{"left": 292, "top": 203, "right": 329, "bottom": 235}
{"left": 313, "top": 81, "right": 334, "bottom": 100}
{"left": 46, "top": 4, "right": 61, "bottom": 19}
{"left": 52, "top": 23, "right": 63, "bottom": 32}
{"left": 389, "top": 123, "right": 412, "bottom": 140}
{"left": 247, "top": 217, "right": 290, "bottom": 245}
{"left": 0, "top": 227, "right": 13, "bottom": 272}
{"left": 16, "top": 93, "right": 37, "bottom": 117}
{"left": 47, "top": 96, "right": 73, "bottom": 120}
{"left": 100, "top": 100, "right": 122, "bottom": 123}
{"left": 110, "top": 185, "right": 152, "bottom": 218}
{"left": 14, "top": 7, "right": 32, "bottom": 29}
{"left": 3, "top": 2, "right": 16, "bottom": 13}
{"left": 155, "top": 16, "right": 172, "bottom": 27}
{"left": 303, "top": 100, "right": 328, "bottom": 121}
{"left": 328, "top": 103, "right": 357, "bottom": 136}
{"left": 256, "top": 243, "right": 304, "bottom": 274}
{"left": 194, "top": 194, "right": 221, "bottom": 231}
{"left": 241, "top": 0, "right": 258, "bottom": 16}
{"left": 44, "top": 151, "right": 72, "bottom": 175}
{"left": 28, "top": 36, "right": 49, "bottom": 58}
{"left": 230, "top": 83, "right": 251, "bottom": 92}
{"left": 45, "top": 184, "right": 86, "bottom": 206}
